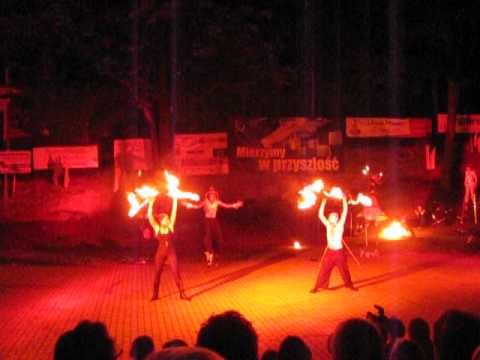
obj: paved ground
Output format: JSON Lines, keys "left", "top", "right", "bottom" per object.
{"left": 1, "top": 240, "right": 480, "bottom": 359}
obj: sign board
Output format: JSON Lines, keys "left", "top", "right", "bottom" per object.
{"left": 114, "top": 138, "right": 152, "bottom": 171}
{"left": 232, "top": 117, "right": 341, "bottom": 173}
{"left": 0, "top": 151, "right": 31, "bottom": 174}
{"left": 175, "top": 132, "right": 229, "bottom": 175}
{"left": 33, "top": 146, "right": 98, "bottom": 170}
{"left": 437, "top": 113, "right": 480, "bottom": 133}
{"left": 346, "top": 117, "right": 431, "bottom": 138}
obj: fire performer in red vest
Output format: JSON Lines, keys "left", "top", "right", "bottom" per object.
{"left": 310, "top": 194, "right": 358, "bottom": 293}
{"left": 184, "top": 187, "right": 243, "bottom": 266}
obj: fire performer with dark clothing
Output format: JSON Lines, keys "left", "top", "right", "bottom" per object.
{"left": 147, "top": 195, "right": 189, "bottom": 301}
{"left": 185, "top": 187, "right": 242, "bottom": 266}
{"left": 310, "top": 194, "right": 357, "bottom": 293}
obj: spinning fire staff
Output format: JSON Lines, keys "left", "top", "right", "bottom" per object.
{"left": 310, "top": 191, "right": 358, "bottom": 293}
{"left": 461, "top": 165, "right": 478, "bottom": 224}
{"left": 184, "top": 186, "right": 243, "bottom": 266}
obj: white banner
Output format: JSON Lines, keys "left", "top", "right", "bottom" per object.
{"left": 0, "top": 151, "right": 31, "bottom": 174}
{"left": 346, "top": 117, "right": 411, "bottom": 137}
{"left": 175, "top": 132, "right": 229, "bottom": 175}
{"left": 437, "top": 113, "right": 480, "bottom": 133}
{"left": 33, "top": 146, "right": 98, "bottom": 170}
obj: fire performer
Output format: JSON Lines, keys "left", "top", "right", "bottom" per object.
{"left": 147, "top": 194, "right": 190, "bottom": 301}
{"left": 184, "top": 187, "right": 243, "bottom": 266}
{"left": 310, "top": 194, "right": 358, "bottom": 293}
{"left": 461, "top": 165, "right": 478, "bottom": 224}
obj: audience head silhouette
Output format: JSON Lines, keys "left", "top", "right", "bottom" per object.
{"left": 197, "top": 310, "right": 258, "bottom": 360}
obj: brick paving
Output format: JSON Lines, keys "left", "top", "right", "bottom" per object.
{"left": 1, "top": 246, "right": 480, "bottom": 359}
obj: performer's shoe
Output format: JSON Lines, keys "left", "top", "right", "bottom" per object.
{"left": 310, "top": 287, "right": 329, "bottom": 293}
{"left": 150, "top": 294, "right": 159, "bottom": 301}
{"left": 179, "top": 292, "right": 191, "bottom": 301}
{"left": 346, "top": 285, "right": 359, "bottom": 291}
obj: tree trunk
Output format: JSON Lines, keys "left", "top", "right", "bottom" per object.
{"left": 441, "top": 80, "right": 457, "bottom": 190}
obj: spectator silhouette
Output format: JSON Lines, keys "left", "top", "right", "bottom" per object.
{"left": 163, "top": 339, "right": 188, "bottom": 349}
{"left": 472, "top": 345, "right": 480, "bottom": 360}
{"left": 278, "top": 336, "right": 312, "bottom": 360}
{"left": 386, "top": 317, "right": 406, "bottom": 358}
{"left": 408, "top": 318, "right": 433, "bottom": 360}
{"left": 130, "top": 335, "right": 154, "bottom": 360}
{"left": 433, "top": 309, "right": 480, "bottom": 360}
{"left": 331, "top": 318, "right": 384, "bottom": 360}
{"left": 54, "top": 320, "right": 117, "bottom": 360}
{"left": 197, "top": 310, "right": 258, "bottom": 360}
{"left": 389, "top": 339, "right": 425, "bottom": 360}
{"left": 148, "top": 346, "right": 223, "bottom": 360}
{"left": 260, "top": 349, "right": 278, "bottom": 360}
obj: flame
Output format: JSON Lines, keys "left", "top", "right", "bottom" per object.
{"left": 293, "top": 241, "right": 302, "bottom": 250}
{"left": 135, "top": 185, "right": 159, "bottom": 199}
{"left": 350, "top": 193, "right": 373, "bottom": 207}
{"left": 297, "top": 179, "right": 324, "bottom": 209}
{"left": 164, "top": 170, "right": 200, "bottom": 201}
{"left": 379, "top": 221, "right": 411, "bottom": 241}
{"left": 324, "top": 186, "right": 344, "bottom": 199}
{"left": 127, "top": 192, "right": 148, "bottom": 218}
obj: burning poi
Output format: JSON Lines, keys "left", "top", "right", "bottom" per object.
{"left": 127, "top": 171, "right": 200, "bottom": 218}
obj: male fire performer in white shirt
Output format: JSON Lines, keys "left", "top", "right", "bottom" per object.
{"left": 310, "top": 194, "right": 358, "bottom": 293}
{"left": 185, "top": 187, "right": 243, "bottom": 266}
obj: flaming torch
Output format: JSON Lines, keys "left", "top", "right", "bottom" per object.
{"left": 127, "top": 185, "right": 159, "bottom": 218}
{"left": 297, "top": 179, "right": 324, "bottom": 209}
{"left": 379, "top": 221, "right": 412, "bottom": 241}
{"left": 324, "top": 186, "right": 344, "bottom": 199}
{"left": 164, "top": 171, "right": 200, "bottom": 201}
{"left": 349, "top": 193, "right": 373, "bottom": 207}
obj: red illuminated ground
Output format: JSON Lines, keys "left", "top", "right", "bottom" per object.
{"left": 1, "top": 236, "right": 480, "bottom": 359}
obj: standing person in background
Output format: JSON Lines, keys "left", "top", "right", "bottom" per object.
{"left": 147, "top": 195, "right": 189, "bottom": 301}
{"left": 461, "top": 165, "right": 478, "bottom": 224}
{"left": 184, "top": 187, "right": 243, "bottom": 266}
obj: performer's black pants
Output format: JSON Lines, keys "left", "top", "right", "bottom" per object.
{"left": 314, "top": 248, "right": 353, "bottom": 289}
{"left": 152, "top": 236, "right": 184, "bottom": 297}
{"left": 204, "top": 218, "right": 223, "bottom": 253}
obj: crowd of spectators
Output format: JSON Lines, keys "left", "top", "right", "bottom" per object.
{"left": 53, "top": 308, "right": 480, "bottom": 360}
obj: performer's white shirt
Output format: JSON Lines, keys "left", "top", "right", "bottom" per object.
{"left": 326, "top": 223, "right": 344, "bottom": 250}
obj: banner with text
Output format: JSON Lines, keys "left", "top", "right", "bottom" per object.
{"left": 175, "top": 132, "right": 229, "bottom": 175}
{"left": 33, "top": 146, "right": 99, "bottom": 170}
{"left": 437, "top": 113, "right": 480, "bottom": 133}
{"left": 0, "top": 151, "right": 31, "bottom": 174}
{"left": 114, "top": 138, "right": 152, "bottom": 171}
{"left": 231, "top": 117, "right": 341, "bottom": 173}
{"left": 346, "top": 117, "right": 431, "bottom": 138}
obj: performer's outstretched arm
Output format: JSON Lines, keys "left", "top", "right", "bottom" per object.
{"left": 218, "top": 200, "right": 243, "bottom": 209}
{"left": 339, "top": 196, "right": 348, "bottom": 226}
{"left": 318, "top": 198, "right": 329, "bottom": 226}
{"left": 147, "top": 198, "right": 160, "bottom": 235}
{"left": 169, "top": 196, "right": 178, "bottom": 232}
{"left": 184, "top": 200, "right": 205, "bottom": 209}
